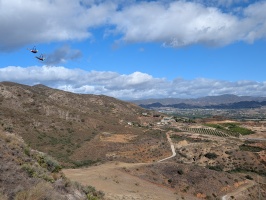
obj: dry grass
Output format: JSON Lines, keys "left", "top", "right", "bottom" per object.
{"left": 0, "top": 130, "right": 103, "bottom": 200}
{"left": 100, "top": 133, "right": 137, "bottom": 143}
{"left": 15, "top": 182, "right": 60, "bottom": 200}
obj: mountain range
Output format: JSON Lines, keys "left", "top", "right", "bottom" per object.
{"left": 131, "top": 94, "right": 266, "bottom": 109}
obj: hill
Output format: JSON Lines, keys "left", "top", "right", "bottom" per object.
{"left": 0, "top": 130, "right": 105, "bottom": 200}
{"left": 0, "top": 81, "right": 167, "bottom": 167}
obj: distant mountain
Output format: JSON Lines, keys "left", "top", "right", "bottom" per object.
{"left": 131, "top": 94, "right": 266, "bottom": 109}
{"left": 140, "top": 100, "right": 266, "bottom": 109}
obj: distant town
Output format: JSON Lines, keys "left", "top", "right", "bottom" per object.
{"left": 153, "top": 107, "right": 266, "bottom": 121}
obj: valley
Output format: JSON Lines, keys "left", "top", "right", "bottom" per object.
{"left": 0, "top": 82, "right": 265, "bottom": 200}
{"left": 63, "top": 118, "right": 266, "bottom": 200}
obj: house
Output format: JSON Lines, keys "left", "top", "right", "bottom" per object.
{"left": 161, "top": 116, "right": 175, "bottom": 124}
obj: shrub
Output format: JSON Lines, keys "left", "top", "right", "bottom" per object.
{"left": 35, "top": 153, "right": 62, "bottom": 173}
{"left": 15, "top": 182, "right": 60, "bottom": 200}
{"left": 83, "top": 185, "right": 96, "bottom": 195}
{"left": 245, "top": 175, "right": 253, "bottom": 180}
{"left": 239, "top": 144, "right": 263, "bottom": 152}
{"left": 4, "top": 126, "right": 13, "bottom": 133}
{"left": 83, "top": 185, "right": 105, "bottom": 200}
{"left": 21, "top": 163, "right": 54, "bottom": 182}
{"left": 72, "top": 159, "right": 97, "bottom": 168}
{"left": 177, "top": 169, "right": 184, "bottom": 175}
{"left": 24, "top": 146, "right": 30, "bottom": 156}
{"left": 22, "top": 164, "right": 35, "bottom": 177}
{"left": 204, "top": 152, "right": 218, "bottom": 159}
{"left": 225, "top": 151, "right": 232, "bottom": 155}
{"left": 208, "top": 165, "right": 223, "bottom": 171}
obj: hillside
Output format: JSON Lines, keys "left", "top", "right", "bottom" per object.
{"left": 0, "top": 81, "right": 167, "bottom": 167}
{"left": 0, "top": 130, "right": 104, "bottom": 200}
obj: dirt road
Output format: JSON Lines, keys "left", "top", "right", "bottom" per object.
{"left": 62, "top": 131, "right": 186, "bottom": 200}
{"left": 158, "top": 132, "right": 176, "bottom": 162}
{"left": 221, "top": 180, "right": 255, "bottom": 200}
{"left": 63, "top": 162, "right": 183, "bottom": 200}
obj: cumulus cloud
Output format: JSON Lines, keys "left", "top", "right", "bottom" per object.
{"left": 1, "top": 66, "right": 266, "bottom": 99}
{"left": 110, "top": 1, "right": 238, "bottom": 46}
{"left": 1, "top": 0, "right": 266, "bottom": 51}
{"left": 109, "top": 0, "right": 266, "bottom": 47}
{"left": 0, "top": 0, "right": 116, "bottom": 51}
{"left": 190, "top": 0, "right": 251, "bottom": 7}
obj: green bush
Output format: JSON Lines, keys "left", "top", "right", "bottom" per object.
{"left": 83, "top": 185, "right": 105, "bottom": 200}
{"left": 208, "top": 165, "right": 223, "bottom": 171}
{"left": 229, "top": 126, "right": 254, "bottom": 135}
{"left": 72, "top": 159, "right": 97, "bottom": 168}
{"left": 24, "top": 146, "right": 30, "bottom": 156}
{"left": 204, "top": 152, "right": 218, "bottom": 159}
{"left": 21, "top": 163, "right": 54, "bottom": 182}
{"left": 35, "top": 153, "right": 62, "bottom": 173}
{"left": 239, "top": 144, "right": 263, "bottom": 152}
{"left": 22, "top": 164, "right": 35, "bottom": 177}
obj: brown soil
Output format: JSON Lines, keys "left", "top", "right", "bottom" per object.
{"left": 63, "top": 162, "right": 192, "bottom": 200}
{"left": 100, "top": 133, "right": 137, "bottom": 143}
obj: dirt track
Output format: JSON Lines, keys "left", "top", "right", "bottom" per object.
{"left": 158, "top": 132, "right": 176, "bottom": 162}
{"left": 221, "top": 180, "right": 255, "bottom": 200}
{"left": 63, "top": 132, "right": 184, "bottom": 200}
{"left": 63, "top": 162, "right": 186, "bottom": 200}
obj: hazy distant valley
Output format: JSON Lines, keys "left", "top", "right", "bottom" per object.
{"left": 0, "top": 82, "right": 265, "bottom": 200}
{"left": 132, "top": 95, "right": 266, "bottom": 120}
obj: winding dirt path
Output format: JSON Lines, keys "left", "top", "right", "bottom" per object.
{"left": 62, "top": 131, "right": 182, "bottom": 200}
{"left": 221, "top": 180, "right": 255, "bottom": 200}
{"left": 158, "top": 132, "right": 176, "bottom": 162}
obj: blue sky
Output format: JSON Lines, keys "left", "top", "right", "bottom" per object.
{"left": 0, "top": 0, "right": 266, "bottom": 100}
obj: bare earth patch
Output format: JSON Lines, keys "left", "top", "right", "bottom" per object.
{"left": 100, "top": 133, "right": 137, "bottom": 143}
{"left": 63, "top": 162, "right": 184, "bottom": 200}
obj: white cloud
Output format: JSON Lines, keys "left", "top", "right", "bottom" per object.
{"left": 241, "top": 1, "right": 266, "bottom": 43}
{"left": 110, "top": 1, "right": 239, "bottom": 46}
{"left": 109, "top": 0, "right": 266, "bottom": 47}
{"left": 0, "top": 0, "right": 115, "bottom": 51}
{"left": 1, "top": 0, "right": 266, "bottom": 51}
{"left": 1, "top": 66, "right": 266, "bottom": 99}
{"left": 191, "top": 0, "right": 251, "bottom": 7}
